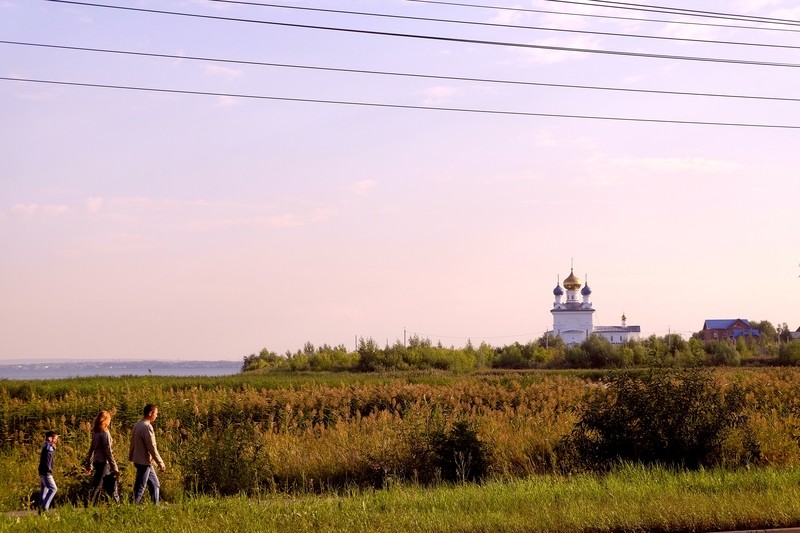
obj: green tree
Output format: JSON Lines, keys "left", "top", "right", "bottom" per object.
{"left": 778, "top": 340, "right": 800, "bottom": 365}
{"left": 241, "top": 348, "right": 283, "bottom": 372}
{"left": 705, "top": 340, "right": 740, "bottom": 366}
{"left": 750, "top": 320, "right": 777, "bottom": 343}
{"left": 778, "top": 322, "right": 792, "bottom": 343}
{"left": 562, "top": 370, "right": 757, "bottom": 471}
{"left": 356, "top": 337, "right": 384, "bottom": 372}
{"left": 581, "top": 335, "right": 622, "bottom": 368}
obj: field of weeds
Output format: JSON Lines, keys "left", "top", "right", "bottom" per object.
{"left": 2, "top": 368, "right": 800, "bottom": 513}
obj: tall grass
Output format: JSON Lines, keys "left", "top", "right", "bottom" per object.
{"left": 4, "top": 369, "right": 800, "bottom": 512}
{"left": 5, "top": 465, "right": 800, "bottom": 532}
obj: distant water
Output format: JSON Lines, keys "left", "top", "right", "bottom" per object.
{"left": 0, "top": 360, "right": 243, "bottom": 380}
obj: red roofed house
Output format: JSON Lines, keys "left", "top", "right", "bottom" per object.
{"left": 701, "top": 319, "right": 761, "bottom": 342}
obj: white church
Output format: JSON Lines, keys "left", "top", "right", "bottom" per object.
{"left": 549, "top": 267, "right": 640, "bottom": 346}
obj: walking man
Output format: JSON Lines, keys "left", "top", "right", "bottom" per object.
{"left": 129, "top": 404, "right": 166, "bottom": 504}
{"left": 38, "top": 430, "right": 59, "bottom": 512}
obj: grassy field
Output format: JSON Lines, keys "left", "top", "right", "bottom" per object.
{"left": 5, "top": 465, "right": 800, "bottom": 532}
{"left": 4, "top": 369, "right": 800, "bottom": 531}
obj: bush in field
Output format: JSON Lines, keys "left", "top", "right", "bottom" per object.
{"left": 179, "top": 421, "right": 274, "bottom": 496}
{"left": 705, "top": 340, "right": 741, "bottom": 366}
{"left": 428, "top": 420, "right": 491, "bottom": 483}
{"left": 561, "top": 370, "right": 758, "bottom": 471}
{"left": 778, "top": 340, "right": 800, "bottom": 365}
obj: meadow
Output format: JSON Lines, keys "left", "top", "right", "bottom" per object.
{"left": 3, "top": 368, "right": 800, "bottom": 531}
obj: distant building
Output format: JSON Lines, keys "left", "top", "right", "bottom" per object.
{"left": 549, "top": 267, "right": 640, "bottom": 346}
{"left": 791, "top": 327, "right": 800, "bottom": 341}
{"left": 701, "top": 319, "right": 761, "bottom": 342}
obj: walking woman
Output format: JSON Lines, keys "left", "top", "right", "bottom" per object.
{"left": 84, "top": 410, "right": 120, "bottom": 504}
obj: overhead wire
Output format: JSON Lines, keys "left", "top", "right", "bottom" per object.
{"left": 198, "top": 0, "right": 800, "bottom": 52}
{"left": 6, "top": 40, "right": 800, "bottom": 105}
{"left": 583, "top": 0, "right": 800, "bottom": 27}
{"left": 16, "top": 1, "right": 800, "bottom": 128}
{"left": 405, "top": 0, "right": 800, "bottom": 35}
{"left": 38, "top": 0, "right": 800, "bottom": 69}
{"left": 545, "top": 0, "right": 800, "bottom": 28}
{"left": 4, "top": 76, "right": 800, "bottom": 130}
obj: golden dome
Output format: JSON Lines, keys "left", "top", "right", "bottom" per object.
{"left": 563, "top": 269, "right": 581, "bottom": 291}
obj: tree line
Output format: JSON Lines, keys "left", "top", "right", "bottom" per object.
{"left": 242, "top": 320, "right": 800, "bottom": 373}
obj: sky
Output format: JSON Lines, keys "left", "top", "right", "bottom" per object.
{"left": 1, "top": 0, "right": 799, "bottom": 362}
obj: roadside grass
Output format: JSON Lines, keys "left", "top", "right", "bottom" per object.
{"left": 7, "top": 369, "right": 800, "bottom": 531}
{"left": 4, "top": 465, "right": 800, "bottom": 533}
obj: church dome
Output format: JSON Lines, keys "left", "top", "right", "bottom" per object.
{"left": 581, "top": 283, "right": 592, "bottom": 296}
{"left": 553, "top": 283, "right": 564, "bottom": 296}
{"left": 563, "top": 270, "right": 581, "bottom": 291}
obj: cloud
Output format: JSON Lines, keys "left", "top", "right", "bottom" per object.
{"left": 484, "top": 172, "right": 541, "bottom": 184}
{"left": 216, "top": 95, "right": 239, "bottom": 107}
{"left": 349, "top": 180, "right": 377, "bottom": 195}
{"left": 659, "top": 21, "right": 719, "bottom": 40}
{"left": 184, "top": 206, "right": 338, "bottom": 231}
{"left": 203, "top": 64, "right": 244, "bottom": 79}
{"left": 12, "top": 203, "right": 70, "bottom": 216}
{"left": 770, "top": 6, "right": 800, "bottom": 18}
{"left": 44, "top": 194, "right": 339, "bottom": 232}
{"left": 533, "top": 131, "right": 560, "bottom": 147}
{"left": 264, "top": 208, "right": 337, "bottom": 227}
{"left": 733, "top": 0, "right": 787, "bottom": 14}
{"left": 489, "top": 8, "right": 526, "bottom": 25}
{"left": 579, "top": 155, "right": 741, "bottom": 189}
{"left": 420, "top": 86, "right": 460, "bottom": 105}
{"left": 85, "top": 197, "right": 104, "bottom": 213}
{"left": 75, "top": 233, "right": 157, "bottom": 255}
{"left": 181, "top": 0, "right": 230, "bottom": 10}
{"left": 606, "top": 156, "right": 740, "bottom": 173}
{"left": 5, "top": 74, "right": 59, "bottom": 101}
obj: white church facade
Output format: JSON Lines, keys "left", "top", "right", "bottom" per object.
{"left": 549, "top": 268, "right": 640, "bottom": 346}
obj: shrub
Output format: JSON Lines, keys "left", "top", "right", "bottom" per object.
{"left": 581, "top": 336, "right": 622, "bottom": 368}
{"left": 778, "top": 341, "right": 800, "bottom": 365}
{"left": 561, "top": 370, "right": 757, "bottom": 471}
{"left": 706, "top": 341, "right": 741, "bottom": 366}
{"left": 178, "top": 421, "right": 274, "bottom": 496}
{"left": 428, "top": 420, "right": 490, "bottom": 483}
{"left": 241, "top": 348, "right": 283, "bottom": 372}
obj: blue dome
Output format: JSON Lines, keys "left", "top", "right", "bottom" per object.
{"left": 553, "top": 284, "right": 564, "bottom": 296}
{"left": 581, "top": 283, "right": 592, "bottom": 296}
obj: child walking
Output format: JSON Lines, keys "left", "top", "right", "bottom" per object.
{"left": 38, "top": 430, "right": 59, "bottom": 512}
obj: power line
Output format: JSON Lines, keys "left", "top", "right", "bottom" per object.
{"left": 584, "top": 0, "right": 800, "bottom": 27}
{"left": 4, "top": 76, "right": 800, "bottom": 130}
{"left": 7, "top": 40, "right": 800, "bottom": 104}
{"left": 406, "top": 0, "right": 800, "bottom": 35}
{"left": 546, "top": 0, "right": 800, "bottom": 28}
{"left": 198, "top": 0, "right": 800, "bottom": 52}
{"left": 39, "top": 1, "right": 800, "bottom": 70}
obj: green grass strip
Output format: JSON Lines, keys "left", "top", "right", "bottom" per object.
{"left": 4, "top": 465, "right": 800, "bottom": 533}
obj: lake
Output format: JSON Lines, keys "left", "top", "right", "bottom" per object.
{"left": 0, "top": 360, "right": 243, "bottom": 380}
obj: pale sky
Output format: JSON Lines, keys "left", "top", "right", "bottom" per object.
{"left": 1, "top": 0, "right": 799, "bottom": 361}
